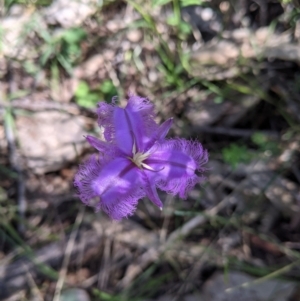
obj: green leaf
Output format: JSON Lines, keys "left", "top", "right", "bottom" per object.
{"left": 62, "top": 28, "right": 86, "bottom": 44}
{"left": 40, "top": 46, "right": 54, "bottom": 66}
{"left": 75, "top": 81, "right": 90, "bottom": 98}
{"left": 92, "top": 288, "right": 121, "bottom": 301}
{"left": 99, "top": 80, "right": 114, "bottom": 94}
{"left": 180, "top": 0, "right": 204, "bottom": 6}
{"left": 167, "top": 14, "right": 179, "bottom": 26}
{"left": 214, "top": 96, "right": 224, "bottom": 104}
{"left": 24, "top": 61, "right": 40, "bottom": 75}
{"left": 178, "top": 20, "right": 192, "bottom": 34}
{"left": 57, "top": 54, "right": 73, "bottom": 75}
{"left": 251, "top": 132, "right": 280, "bottom": 155}
{"left": 75, "top": 81, "right": 102, "bottom": 108}
{"left": 76, "top": 94, "right": 100, "bottom": 108}
{"left": 252, "top": 132, "right": 267, "bottom": 146}
{"left": 152, "top": 0, "right": 172, "bottom": 7}
{"left": 99, "top": 80, "right": 118, "bottom": 100}
{"left": 222, "top": 144, "right": 252, "bottom": 168}
{"left": 38, "top": 28, "right": 53, "bottom": 44}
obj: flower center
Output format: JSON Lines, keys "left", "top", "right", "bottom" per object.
{"left": 128, "top": 141, "right": 154, "bottom": 170}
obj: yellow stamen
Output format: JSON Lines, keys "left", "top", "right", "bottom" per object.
{"left": 128, "top": 140, "right": 151, "bottom": 169}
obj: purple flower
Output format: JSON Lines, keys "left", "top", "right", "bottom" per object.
{"left": 74, "top": 95, "right": 208, "bottom": 220}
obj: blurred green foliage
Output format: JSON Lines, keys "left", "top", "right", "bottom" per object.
{"left": 251, "top": 132, "right": 280, "bottom": 155}
{"left": 167, "top": 13, "right": 192, "bottom": 37}
{"left": 0, "top": 188, "right": 16, "bottom": 222}
{"left": 75, "top": 80, "right": 118, "bottom": 108}
{"left": 222, "top": 143, "right": 253, "bottom": 168}
{"left": 152, "top": 0, "right": 204, "bottom": 7}
{"left": 40, "top": 28, "right": 87, "bottom": 74}
{"left": 75, "top": 81, "right": 98, "bottom": 108}
{"left": 5, "top": 0, "right": 52, "bottom": 8}
{"left": 92, "top": 289, "right": 122, "bottom": 301}
{"left": 128, "top": 0, "right": 192, "bottom": 89}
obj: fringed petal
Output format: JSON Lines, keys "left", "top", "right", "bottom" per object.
{"left": 97, "top": 95, "right": 159, "bottom": 155}
{"left": 146, "top": 139, "right": 208, "bottom": 198}
{"left": 74, "top": 155, "right": 103, "bottom": 205}
{"left": 114, "top": 95, "right": 159, "bottom": 153}
{"left": 76, "top": 95, "right": 208, "bottom": 220}
{"left": 97, "top": 102, "right": 116, "bottom": 143}
{"left": 100, "top": 186, "right": 145, "bottom": 220}
{"left": 126, "top": 95, "right": 157, "bottom": 137}
{"left": 74, "top": 156, "right": 145, "bottom": 220}
{"left": 97, "top": 101, "right": 136, "bottom": 154}
{"left": 113, "top": 107, "right": 136, "bottom": 154}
